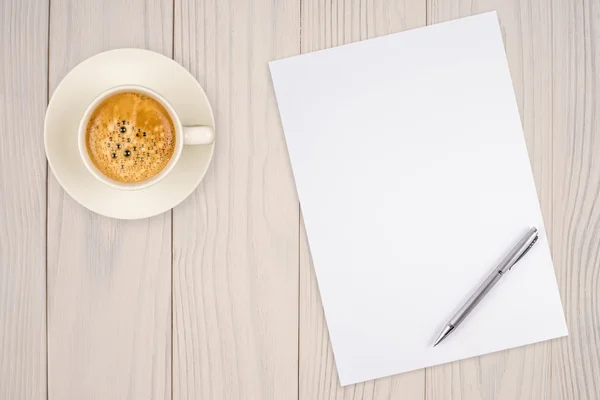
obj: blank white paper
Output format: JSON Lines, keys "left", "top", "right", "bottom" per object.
{"left": 269, "top": 12, "right": 567, "bottom": 386}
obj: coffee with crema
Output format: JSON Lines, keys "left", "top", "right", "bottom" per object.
{"left": 85, "top": 92, "right": 176, "bottom": 183}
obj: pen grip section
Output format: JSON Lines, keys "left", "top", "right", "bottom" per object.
{"left": 449, "top": 272, "right": 503, "bottom": 327}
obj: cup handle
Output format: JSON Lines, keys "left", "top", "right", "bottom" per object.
{"left": 183, "top": 126, "right": 215, "bottom": 145}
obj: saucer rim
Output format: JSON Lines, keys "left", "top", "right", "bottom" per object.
{"left": 44, "top": 48, "right": 215, "bottom": 220}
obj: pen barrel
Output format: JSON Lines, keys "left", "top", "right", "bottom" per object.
{"left": 449, "top": 271, "right": 502, "bottom": 327}
{"left": 440, "top": 228, "right": 539, "bottom": 340}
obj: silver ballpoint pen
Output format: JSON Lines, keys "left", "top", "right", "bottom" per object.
{"left": 433, "top": 227, "right": 539, "bottom": 347}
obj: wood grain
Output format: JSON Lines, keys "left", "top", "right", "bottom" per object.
{"left": 299, "top": 1, "right": 426, "bottom": 399}
{"left": 172, "top": 0, "right": 300, "bottom": 399}
{"left": 551, "top": 0, "right": 600, "bottom": 398}
{"left": 47, "top": 0, "right": 173, "bottom": 398}
{"left": 0, "top": 0, "right": 597, "bottom": 398}
{"left": 0, "top": 0, "right": 48, "bottom": 398}
{"left": 425, "top": 1, "right": 555, "bottom": 399}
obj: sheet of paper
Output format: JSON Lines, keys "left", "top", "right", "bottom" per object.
{"left": 269, "top": 11, "right": 567, "bottom": 386}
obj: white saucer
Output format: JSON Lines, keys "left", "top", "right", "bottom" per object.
{"left": 45, "top": 49, "right": 215, "bottom": 219}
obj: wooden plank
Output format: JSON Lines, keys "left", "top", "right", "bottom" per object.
{"left": 425, "top": 1, "right": 555, "bottom": 399}
{"left": 0, "top": 0, "right": 48, "bottom": 398}
{"left": 551, "top": 0, "right": 600, "bottom": 399}
{"left": 172, "top": 0, "right": 300, "bottom": 399}
{"left": 298, "top": 1, "right": 426, "bottom": 399}
{"left": 47, "top": 0, "right": 173, "bottom": 398}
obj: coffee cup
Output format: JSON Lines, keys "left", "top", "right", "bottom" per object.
{"left": 78, "top": 84, "right": 215, "bottom": 191}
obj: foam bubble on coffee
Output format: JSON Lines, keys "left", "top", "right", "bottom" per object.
{"left": 85, "top": 92, "right": 176, "bottom": 183}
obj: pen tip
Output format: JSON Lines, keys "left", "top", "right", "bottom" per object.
{"left": 433, "top": 324, "right": 455, "bottom": 347}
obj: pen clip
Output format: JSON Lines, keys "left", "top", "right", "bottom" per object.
{"left": 509, "top": 234, "right": 538, "bottom": 270}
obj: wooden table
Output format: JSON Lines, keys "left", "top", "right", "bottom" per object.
{"left": 1, "top": 0, "right": 598, "bottom": 399}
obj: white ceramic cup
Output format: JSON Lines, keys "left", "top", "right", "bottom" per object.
{"left": 78, "top": 84, "right": 215, "bottom": 191}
